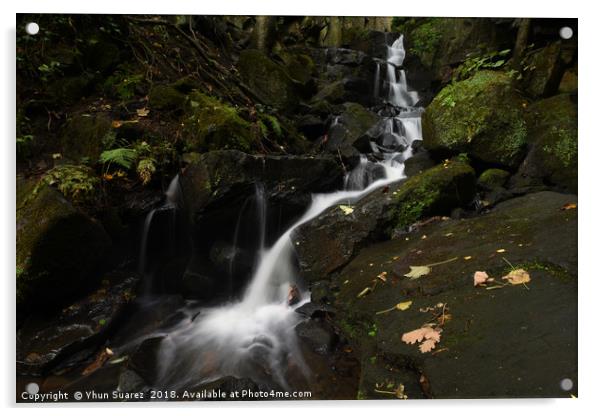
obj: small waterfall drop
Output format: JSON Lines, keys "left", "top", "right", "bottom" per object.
{"left": 154, "top": 35, "right": 424, "bottom": 390}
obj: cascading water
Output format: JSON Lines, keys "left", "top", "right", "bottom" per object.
{"left": 152, "top": 35, "right": 424, "bottom": 390}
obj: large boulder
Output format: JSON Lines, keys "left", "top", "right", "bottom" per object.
{"left": 16, "top": 179, "right": 111, "bottom": 310}
{"left": 237, "top": 49, "right": 299, "bottom": 110}
{"left": 331, "top": 191, "right": 577, "bottom": 398}
{"left": 521, "top": 42, "right": 570, "bottom": 98}
{"left": 323, "top": 102, "right": 379, "bottom": 158}
{"left": 423, "top": 71, "right": 528, "bottom": 169}
{"left": 293, "top": 160, "right": 475, "bottom": 283}
{"left": 512, "top": 94, "right": 577, "bottom": 193}
{"left": 181, "top": 92, "right": 256, "bottom": 152}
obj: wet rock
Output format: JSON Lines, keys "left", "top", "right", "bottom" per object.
{"left": 59, "top": 112, "right": 113, "bottom": 161}
{"left": 295, "top": 301, "right": 336, "bottom": 319}
{"left": 323, "top": 102, "right": 379, "bottom": 159}
{"left": 477, "top": 168, "right": 510, "bottom": 191}
{"left": 16, "top": 182, "right": 111, "bottom": 310}
{"left": 180, "top": 150, "right": 345, "bottom": 220}
{"left": 237, "top": 49, "right": 299, "bottom": 110}
{"left": 403, "top": 150, "right": 435, "bottom": 177}
{"left": 295, "top": 320, "right": 337, "bottom": 355}
{"left": 332, "top": 191, "right": 577, "bottom": 398}
{"left": 17, "top": 273, "right": 139, "bottom": 376}
{"left": 512, "top": 94, "right": 577, "bottom": 193}
{"left": 295, "top": 114, "right": 325, "bottom": 141}
{"left": 191, "top": 376, "right": 266, "bottom": 400}
{"left": 558, "top": 65, "right": 577, "bottom": 94}
{"left": 423, "top": 70, "right": 528, "bottom": 169}
{"left": 118, "top": 368, "right": 149, "bottom": 394}
{"left": 127, "top": 336, "right": 165, "bottom": 385}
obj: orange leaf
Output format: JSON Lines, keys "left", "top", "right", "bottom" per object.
{"left": 473, "top": 271, "right": 489, "bottom": 286}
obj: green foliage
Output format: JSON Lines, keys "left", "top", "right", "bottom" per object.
{"left": 259, "top": 113, "right": 283, "bottom": 138}
{"left": 16, "top": 135, "right": 35, "bottom": 160}
{"left": 137, "top": 158, "right": 157, "bottom": 185}
{"left": 454, "top": 49, "right": 511, "bottom": 81}
{"left": 41, "top": 164, "right": 99, "bottom": 203}
{"left": 104, "top": 72, "right": 145, "bottom": 101}
{"left": 409, "top": 19, "right": 442, "bottom": 56}
{"left": 99, "top": 148, "right": 137, "bottom": 170}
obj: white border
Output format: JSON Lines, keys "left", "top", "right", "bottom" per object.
{"left": 2, "top": 1, "right": 599, "bottom": 415}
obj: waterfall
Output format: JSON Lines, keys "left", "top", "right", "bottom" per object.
{"left": 154, "top": 35, "right": 423, "bottom": 390}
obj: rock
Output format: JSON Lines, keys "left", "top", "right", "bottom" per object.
{"left": 295, "top": 301, "right": 336, "bottom": 319}
{"left": 237, "top": 49, "right": 299, "bottom": 110}
{"left": 191, "top": 376, "right": 266, "bottom": 400}
{"left": 182, "top": 92, "right": 256, "bottom": 152}
{"left": 16, "top": 182, "right": 111, "bottom": 311}
{"left": 403, "top": 150, "right": 435, "bottom": 177}
{"left": 47, "top": 75, "right": 94, "bottom": 104}
{"left": 521, "top": 42, "right": 567, "bottom": 98}
{"left": 295, "top": 320, "right": 337, "bottom": 355}
{"left": 295, "top": 114, "right": 325, "bottom": 141}
{"left": 148, "top": 84, "right": 186, "bottom": 111}
{"left": 512, "top": 94, "right": 577, "bottom": 193}
{"left": 17, "top": 273, "right": 139, "bottom": 376}
{"left": 82, "top": 39, "right": 121, "bottom": 73}
{"left": 392, "top": 159, "right": 476, "bottom": 229}
{"left": 118, "top": 368, "right": 149, "bottom": 394}
{"left": 127, "top": 336, "right": 165, "bottom": 385}
{"left": 423, "top": 70, "right": 528, "bottom": 169}
{"left": 324, "top": 102, "right": 379, "bottom": 158}
{"left": 180, "top": 150, "right": 345, "bottom": 219}
{"left": 332, "top": 191, "right": 576, "bottom": 398}
{"left": 477, "top": 168, "right": 510, "bottom": 191}
{"left": 60, "top": 113, "right": 113, "bottom": 161}
{"left": 558, "top": 65, "right": 577, "bottom": 94}
{"left": 293, "top": 181, "right": 405, "bottom": 283}
{"left": 294, "top": 160, "right": 475, "bottom": 283}
{"left": 403, "top": 18, "right": 513, "bottom": 82}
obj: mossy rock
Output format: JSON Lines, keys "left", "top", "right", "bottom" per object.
{"left": 16, "top": 180, "right": 111, "bottom": 310}
{"left": 47, "top": 75, "right": 93, "bottom": 105}
{"left": 237, "top": 49, "right": 299, "bottom": 110}
{"left": 516, "top": 94, "right": 577, "bottom": 192}
{"left": 393, "top": 160, "right": 476, "bottom": 229}
{"left": 148, "top": 84, "right": 187, "bottom": 111}
{"left": 60, "top": 113, "right": 113, "bottom": 161}
{"left": 521, "top": 42, "right": 566, "bottom": 98}
{"left": 477, "top": 168, "right": 510, "bottom": 191}
{"left": 423, "top": 70, "right": 528, "bottom": 169}
{"left": 182, "top": 92, "right": 255, "bottom": 152}
{"left": 324, "top": 102, "right": 379, "bottom": 158}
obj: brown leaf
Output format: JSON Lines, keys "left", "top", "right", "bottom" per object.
{"left": 136, "top": 108, "right": 150, "bottom": 117}
{"left": 502, "top": 268, "right": 531, "bottom": 285}
{"left": 82, "top": 348, "right": 112, "bottom": 376}
{"left": 419, "top": 339, "right": 437, "bottom": 353}
{"left": 561, "top": 203, "right": 577, "bottom": 210}
{"left": 473, "top": 271, "right": 489, "bottom": 286}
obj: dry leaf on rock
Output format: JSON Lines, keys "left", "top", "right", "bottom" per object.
{"left": 339, "top": 205, "right": 354, "bottom": 215}
{"left": 404, "top": 265, "right": 431, "bottom": 279}
{"left": 376, "top": 300, "right": 413, "bottom": 315}
{"left": 473, "top": 271, "right": 489, "bottom": 286}
{"left": 561, "top": 203, "right": 577, "bottom": 210}
{"left": 502, "top": 268, "right": 531, "bottom": 285}
{"left": 357, "top": 287, "right": 372, "bottom": 298}
{"left": 419, "top": 339, "right": 437, "bottom": 353}
{"left": 136, "top": 108, "right": 150, "bottom": 117}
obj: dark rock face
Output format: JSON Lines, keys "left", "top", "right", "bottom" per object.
{"left": 17, "top": 183, "right": 111, "bottom": 310}
{"left": 59, "top": 113, "right": 113, "bottom": 161}
{"left": 332, "top": 191, "right": 577, "bottom": 398}
{"left": 477, "top": 168, "right": 511, "bottom": 191}
{"left": 512, "top": 94, "right": 577, "bottom": 193}
{"left": 295, "top": 319, "right": 337, "bottom": 355}
{"left": 237, "top": 49, "right": 299, "bottom": 110}
{"left": 423, "top": 71, "right": 528, "bottom": 169}
{"left": 521, "top": 41, "right": 573, "bottom": 99}
{"left": 17, "top": 273, "right": 139, "bottom": 376}
{"left": 403, "top": 150, "right": 435, "bottom": 177}
{"left": 323, "top": 102, "right": 379, "bottom": 159}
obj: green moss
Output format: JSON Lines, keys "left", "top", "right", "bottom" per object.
{"left": 477, "top": 168, "right": 510, "bottom": 190}
{"left": 182, "top": 92, "right": 255, "bottom": 152}
{"left": 393, "top": 160, "right": 476, "bottom": 229}
{"left": 60, "top": 113, "right": 113, "bottom": 161}
{"left": 148, "top": 84, "right": 186, "bottom": 110}
{"left": 39, "top": 164, "right": 100, "bottom": 204}
{"left": 410, "top": 19, "right": 442, "bottom": 57}
{"left": 423, "top": 70, "right": 528, "bottom": 169}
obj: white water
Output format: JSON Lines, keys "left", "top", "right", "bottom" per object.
{"left": 154, "top": 35, "right": 423, "bottom": 390}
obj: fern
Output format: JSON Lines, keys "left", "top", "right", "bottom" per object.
{"left": 41, "top": 164, "right": 99, "bottom": 203}
{"left": 99, "top": 148, "right": 138, "bottom": 170}
{"left": 137, "top": 157, "right": 157, "bottom": 185}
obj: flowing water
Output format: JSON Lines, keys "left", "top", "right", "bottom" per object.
{"left": 150, "top": 34, "right": 424, "bottom": 390}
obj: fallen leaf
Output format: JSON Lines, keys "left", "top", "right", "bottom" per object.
{"left": 502, "top": 268, "right": 531, "bottom": 285}
{"left": 464, "top": 256, "right": 472, "bottom": 260}
{"left": 473, "top": 271, "right": 489, "bottom": 286}
{"left": 496, "top": 249, "right": 506, "bottom": 253}
{"left": 339, "top": 205, "right": 354, "bottom": 215}
{"left": 396, "top": 300, "right": 413, "bottom": 311}
{"left": 377, "top": 271, "right": 388, "bottom": 282}
{"left": 357, "top": 287, "right": 372, "bottom": 298}
{"left": 82, "top": 348, "right": 112, "bottom": 375}
{"left": 136, "top": 108, "right": 150, "bottom": 117}
{"left": 112, "top": 120, "right": 123, "bottom": 128}
{"left": 404, "top": 265, "right": 431, "bottom": 279}
{"left": 561, "top": 203, "right": 577, "bottom": 210}
{"left": 419, "top": 339, "right": 437, "bottom": 353}
{"left": 401, "top": 326, "right": 441, "bottom": 344}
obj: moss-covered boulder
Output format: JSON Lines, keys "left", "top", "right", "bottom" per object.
{"left": 324, "top": 102, "right": 379, "bottom": 158}
{"left": 477, "top": 168, "right": 510, "bottom": 191}
{"left": 182, "top": 92, "right": 256, "bottom": 152}
{"left": 514, "top": 94, "right": 577, "bottom": 193}
{"left": 148, "top": 84, "right": 186, "bottom": 111}
{"left": 17, "top": 178, "right": 111, "bottom": 311}
{"left": 521, "top": 42, "right": 566, "bottom": 98}
{"left": 393, "top": 160, "right": 476, "bottom": 229}
{"left": 237, "top": 49, "right": 299, "bottom": 110}
{"left": 60, "top": 113, "right": 113, "bottom": 161}
{"left": 423, "top": 70, "right": 528, "bottom": 169}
